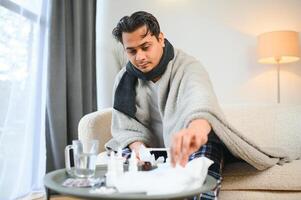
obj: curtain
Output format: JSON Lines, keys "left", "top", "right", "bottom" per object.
{"left": 0, "top": 0, "right": 50, "bottom": 199}
{"left": 46, "top": 0, "right": 97, "bottom": 172}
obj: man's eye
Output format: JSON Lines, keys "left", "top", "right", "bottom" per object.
{"left": 128, "top": 50, "right": 136, "bottom": 54}
{"left": 142, "top": 46, "right": 149, "bottom": 51}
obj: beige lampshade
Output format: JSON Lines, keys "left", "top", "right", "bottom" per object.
{"left": 257, "top": 31, "right": 300, "bottom": 64}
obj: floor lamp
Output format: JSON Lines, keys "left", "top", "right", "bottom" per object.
{"left": 257, "top": 31, "right": 300, "bottom": 103}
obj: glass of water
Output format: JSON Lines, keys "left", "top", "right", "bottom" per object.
{"left": 65, "top": 139, "right": 99, "bottom": 178}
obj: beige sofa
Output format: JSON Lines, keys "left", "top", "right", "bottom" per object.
{"left": 78, "top": 105, "right": 301, "bottom": 200}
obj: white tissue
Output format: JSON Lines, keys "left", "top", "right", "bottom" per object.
{"left": 138, "top": 145, "right": 152, "bottom": 162}
{"left": 156, "top": 156, "right": 165, "bottom": 164}
{"left": 128, "top": 151, "right": 138, "bottom": 172}
{"left": 114, "top": 157, "right": 214, "bottom": 195}
{"left": 138, "top": 146, "right": 169, "bottom": 165}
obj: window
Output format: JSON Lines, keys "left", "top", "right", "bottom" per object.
{"left": 0, "top": 0, "right": 49, "bottom": 199}
{"left": 0, "top": 3, "right": 34, "bottom": 135}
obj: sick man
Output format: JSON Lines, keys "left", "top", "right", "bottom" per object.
{"left": 105, "top": 11, "right": 231, "bottom": 199}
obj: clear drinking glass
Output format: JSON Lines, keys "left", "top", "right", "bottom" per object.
{"left": 65, "top": 139, "right": 99, "bottom": 178}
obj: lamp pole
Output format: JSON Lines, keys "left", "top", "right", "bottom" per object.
{"left": 276, "top": 58, "right": 281, "bottom": 104}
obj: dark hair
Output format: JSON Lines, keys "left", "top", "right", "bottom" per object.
{"left": 112, "top": 11, "right": 161, "bottom": 44}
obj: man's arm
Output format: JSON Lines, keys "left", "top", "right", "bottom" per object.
{"left": 129, "top": 141, "right": 146, "bottom": 159}
{"left": 171, "top": 119, "right": 211, "bottom": 167}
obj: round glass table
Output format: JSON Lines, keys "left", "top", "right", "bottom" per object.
{"left": 44, "top": 165, "right": 217, "bottom": 200}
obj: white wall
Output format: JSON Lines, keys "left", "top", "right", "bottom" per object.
{"left": 96, "top": 0, "right": 301, "bottom": 109}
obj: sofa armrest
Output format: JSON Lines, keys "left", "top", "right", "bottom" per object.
{"left": 78, "top": 108, "right": 112, "bottom": 152}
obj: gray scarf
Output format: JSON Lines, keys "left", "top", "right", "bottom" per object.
{"left": 113, "top": 39, "right": 174, "bottom": 118}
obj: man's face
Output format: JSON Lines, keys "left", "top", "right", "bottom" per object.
{"left": 122, "top": 25, "right": 165, "bottom": 73}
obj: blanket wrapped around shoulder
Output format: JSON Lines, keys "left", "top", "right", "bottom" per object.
{"left": 105, "top": 48, "right": 301, "bottom": 170}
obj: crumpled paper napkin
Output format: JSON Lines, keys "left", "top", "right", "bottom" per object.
{"left": 114, "top": 157, "right": 213, "bottom": 195}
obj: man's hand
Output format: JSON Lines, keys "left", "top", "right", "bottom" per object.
{"left": 170, "top": 119, "right": 211, "bottom": 167}
{"left": 129, "top": 141, "right": 145, "bottom": 160}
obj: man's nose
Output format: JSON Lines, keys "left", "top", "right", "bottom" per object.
{"left": 135, "top": 50, "right": 146, "bottom": 61}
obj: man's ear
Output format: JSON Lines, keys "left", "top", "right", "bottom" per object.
{"left": 159, "top": 32, "right": 165, "bottom": 47}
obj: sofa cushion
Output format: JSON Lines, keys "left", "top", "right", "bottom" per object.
{"left": 222, "top": 159, "right": 301, "bottom": 191}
